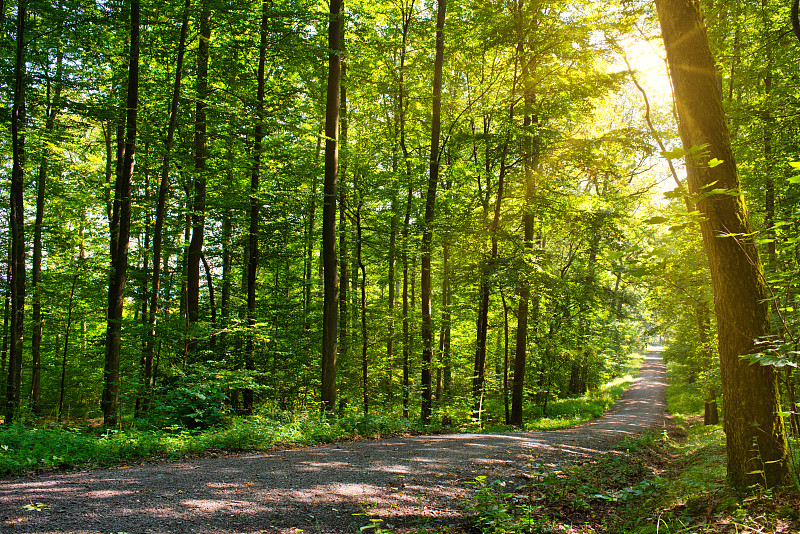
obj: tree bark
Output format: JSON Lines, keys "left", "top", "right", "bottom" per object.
{"left": 399, "top": 0, "right": 415, "bottom": 419}
{"left": 420, "top": 0, "right": 446, "bottom": 424}
{"left": 102, "top": 0, "right": 139, "bottom": 427}
{"left": 31, "top": 40, "right": 63, "bottom": 417}
{"left": 339, "top": 62, "right": 349, "bottom": 395}
{"left": 656, "top": 0, "right": 792, "bottom": 488}
{"left": 144, "top": 0, "right": 190, "bottom": 410}
{"left": 6, "top": 0, "right": 26, "bottom": 425}
{"left": 244, "top": 0, "right": 270, "bottom": 414}
{"left": 357, "top": 196, "right": 368, "bottom": 415}
{"left": 187, "top": 0, "right": 211, "bottom": 358}
{"left": 511, "top": 61, "right": 537, "bottom": 427}
{"left": 321, "top": 0, "right": 343, "bottom": 413}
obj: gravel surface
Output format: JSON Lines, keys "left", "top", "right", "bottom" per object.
{"left": 0, "top": 350, "right": 667, "bottom": 534}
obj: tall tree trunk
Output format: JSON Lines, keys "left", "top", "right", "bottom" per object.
{"left": 321, "top": 0, "right": 343, "bottom": 413}
{"left": 1, "top": 261, "right": 9, "bottom": 399}
{"left": 656, "top": 0, "right": 792, "bottom": 488}
{"left": 244, "top": 0, "right": 270, "bottom": 414}
{"left": 356, "top": 195, "right": 368, "bottom": 415}
{"left": 401, "top": 189, "right": 412, "bottom": 419}
{"left": 420, "top": 0, "right": 446, "bottom": 424}
{"left": 30, "top": 43, "right": 63, "bottom": 417}
{"left": 221, "top": 207, "right": 232, "bottom": 342}
{"left": 145, "top": 0, "right": 190, "bottom": 410}
{"left": 510, "top": 69, "right": 537, "bottom": 427}
{"left": 339, "top": 62, "right": 349, "bottom": 394}
{"left": 6, "top": 0, "right": 26, "bottom": 425}
{"left": 387, "top": 193, "right": 397, "bottom": 397}
{"left": 102, "top": 0, "right": 140, "bottom": 427}
{"left": 187, "top": 0, "right": 211, "bottom": 358}
{"left": 398, "top": 0, "right": 415, "bottom": 419}
{"left": 58, "top": 266, "right": 80, "bottom": 423}
{"left": 304, "top": 127, "right": 323, "bottom": 325}
{"left": 437, "top": 241, "right": 450, "bottom": 399}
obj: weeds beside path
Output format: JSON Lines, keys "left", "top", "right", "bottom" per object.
{"left": 0, "top": 352, "right": 667, "bottom": 534}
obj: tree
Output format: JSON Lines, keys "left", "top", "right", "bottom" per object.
{"left": 244, "top": 0, "right": 270, "bottom": 414}
{"left": 656, "top": 0, "right": 792, "bottom": 488}
{"left": 420, "top": 0, "right": 446, "bottom": 424}
{"left": 6, "top": 0, "right": 27, "bottom": 425}
{"left": 187, "top": 0, "right": 211, "bottom": 359}
{"left": 101, "top": 0, "right": 140, "bottom": 427}
{"left": 321, "top": 0, "right": 343, "bottom": 413}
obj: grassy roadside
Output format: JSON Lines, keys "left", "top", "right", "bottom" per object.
{"left": 0, "top": 353, "right": 647, "bottom": 477}
{"left": 465, "top": 358, "right": 800, "bottom": 534}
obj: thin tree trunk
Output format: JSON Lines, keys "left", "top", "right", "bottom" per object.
{"left": 102, "top": 0, "right": 140, "bottom": 427}
{"left": 58, "top": 268, "right": 80, "bottom": 423}
{"left": 305, "top": 126, "right": 323, "bottom": 325}
{"left": 1, "top": 262, "right": 9, "bottom": 397}
{"left": 6, "top": 0, "right": 26, "bottom": 425}
{"left": 201, "top": 253, "right": 217, "bottom": 345}
{"left": 145, "top": 0, "right": 190, "bottom": 410}
{"left": 339, "top": 62, "right": 349, "bottom": 391}
{"left": 357, "top": 196, "right": 368, "bottom": 415}
{"left": 421, "top": 0, "right": 446, "bottom": 424}
{"left": 398, "top": 0, "right": 415, "bottom": 419}
{"left": 321, "top": 0, "right": 343, "bottom": 413}
{"left": 30, "top": 44, "right": 63, "bottom": 417}
{"left": 187, "top": 0, "right": 211, "bottom": 358}
{"left": 244, "top": 0, "right": 270, "bottom": 414}
{"left": 511, "top": 69, "right": 537, "bottom": 428}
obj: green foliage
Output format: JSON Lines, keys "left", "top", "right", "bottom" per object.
{"left": 0, "top": 412, "right": 435, "bottom": 476}
{"left": 468, "top": 430, "right": 671, "bottom": 534}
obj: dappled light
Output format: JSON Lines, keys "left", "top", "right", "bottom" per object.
{"left": 0, "top": 353, "right": 666, "bottom": 532}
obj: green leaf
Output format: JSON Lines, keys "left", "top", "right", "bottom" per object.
{"left": 22, "top": 502, "right": 50, "bottom": 511}
{"left": 660, "top": 147, "right": 686, "bottom": 160}
{"left": 788, "top": 161, "right": 800, "bottom": 170}
{"left": 787, "top": 175, "right": 800, "bottom": 184}
{"left": 644, "top": 216, "right": 669, "bottom": 225}
{"left": 707, "top": 158, "right": 723, "bottom": 168}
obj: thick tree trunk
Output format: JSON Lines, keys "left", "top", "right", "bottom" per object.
{"left": 187, "top": 1, "right": 211, "bottom": 358}
{"left": 6, "top": 0, "right": 26, "bottom": 425}
{"left": 656, "top": 0, "right": 792, "bottom": 488}
{"left": 321, "top": 0, "right": 343, "bottom": 413}
{"left": 102, "top": 0, "right": 139, "bottom": 427}
{"left": 420, "top": 0, "right": 446, "bottom": 424}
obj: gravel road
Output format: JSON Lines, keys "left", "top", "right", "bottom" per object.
{"left": 0, "top": 350, "right": 667, "bottom": 534}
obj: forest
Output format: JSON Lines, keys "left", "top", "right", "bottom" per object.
{"left": 1, "top": 0, "right": 799, "bottom": 493}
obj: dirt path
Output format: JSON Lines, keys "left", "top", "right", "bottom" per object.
{"left": 1, "top": 350, "right": 667, "bottom": 534}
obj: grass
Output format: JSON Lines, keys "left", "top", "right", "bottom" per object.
{"left": 0, "top": 413, "right": 435, "bottom": 476}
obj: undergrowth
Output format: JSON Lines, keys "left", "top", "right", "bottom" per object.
{"left": 0, "top": 354, "right": 647, "bottom": 477}
{"left": 466, "top": 355, "right": 800, "bottom": 534}
{"left": 0, "top": 413, "right": 434, "bottom": 476}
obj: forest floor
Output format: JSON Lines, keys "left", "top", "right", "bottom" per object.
{"left": 0, "top": 352, "right": 667, "bottom": 534}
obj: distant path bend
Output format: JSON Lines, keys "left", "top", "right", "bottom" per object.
{"left": 0, "top": 350, "right": 667, "bottom": 534}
